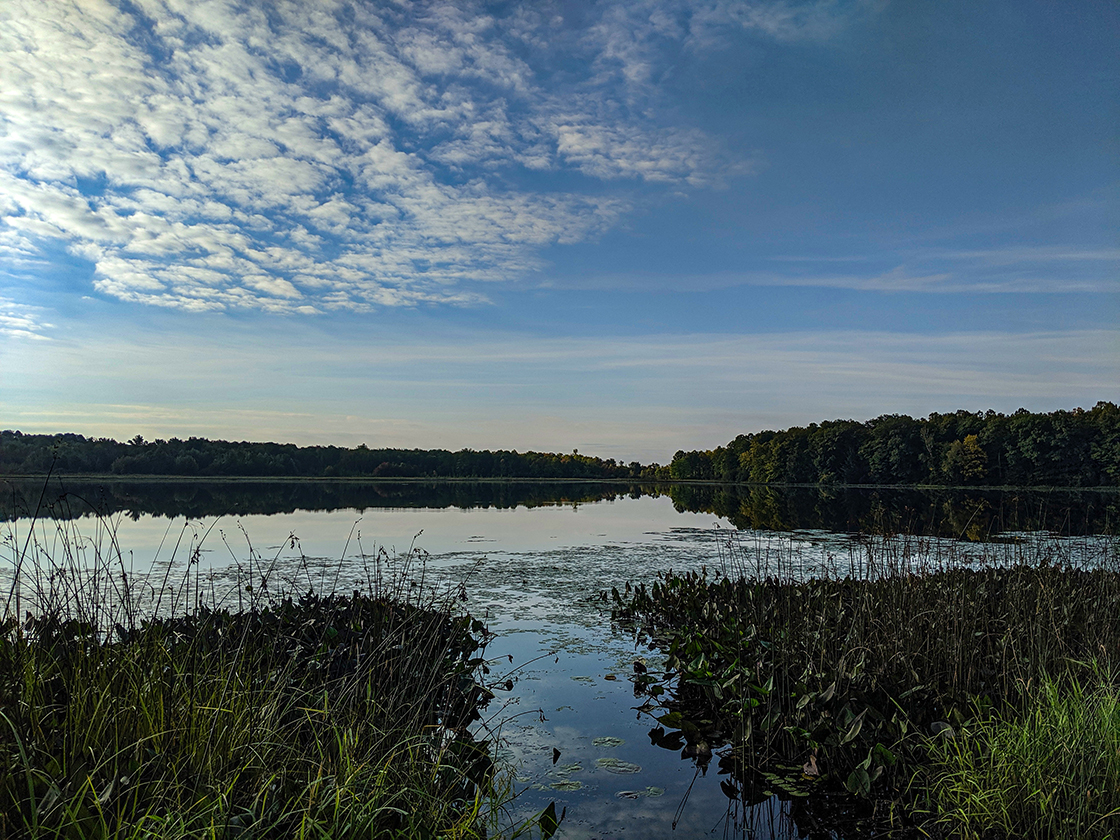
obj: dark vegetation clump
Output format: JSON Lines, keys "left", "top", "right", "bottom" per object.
{"left": 0, "top": 536, "right": 499, "bottom": 838}
{"left": 611, "top": 535, "right": 1120, "bottom": 837}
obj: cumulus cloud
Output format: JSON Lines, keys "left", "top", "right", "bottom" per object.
{"left": 0, "top": 0, "right": 809, "bottom": 313}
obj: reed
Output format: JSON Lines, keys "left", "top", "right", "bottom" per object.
{"left": 928, "top": 668, "right": 1120, "bottom": 840}
{"left": 0, "top": 510, "right": 504, "bottom": 839}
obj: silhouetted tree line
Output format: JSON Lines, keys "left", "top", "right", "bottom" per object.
{"left": 0, "top": 431, "right": 660, "bottom": 480}
{"left": 668, "top": 403, "right": 1120, "bottom": 487}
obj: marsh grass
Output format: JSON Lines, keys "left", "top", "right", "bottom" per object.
{"left": 612, "top": 531, "right": 1120, "bottom": 835}
{"left": 0, "top": 506, "right": 505, "bottom": 839}
{"left": 929, "top": 670, "right": 1120, "bottom": 839}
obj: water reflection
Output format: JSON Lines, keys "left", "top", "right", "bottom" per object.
{"left": 4, "top": 477, "right": 1114, "bottom": 538}
{"left": 1, "top": 479, "right": 1115, "bottom": 838}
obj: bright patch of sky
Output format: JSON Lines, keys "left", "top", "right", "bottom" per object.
{"left": 1, "top": 0, "right": 1117, "bottom": 461}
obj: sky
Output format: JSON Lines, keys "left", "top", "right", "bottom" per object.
{"left": 1, "top": 0, "right": 1117, "bottom": 463}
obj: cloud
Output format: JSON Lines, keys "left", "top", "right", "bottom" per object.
{"left": 6, "top": 321, "right": 1116, "bottom": 460}
{"left": 743, "top": 246, "right": 1120, "bottom": 293}
{"left": 0, "top": 296, "right": 53, "bottom": 339}
{"left": 0, "top": 0, "right": 817, "bottom": 313}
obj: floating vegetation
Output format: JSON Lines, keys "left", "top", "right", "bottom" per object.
{"left": 615, "top": 786, "right": 664, "bottom": 799}
{"left": 549, "top": 780, "right": 584, "bottom": 791}
{"left": 595, "top": 758, "right": 642, "bottom": 775}
{"left": 592, "top": 736, "right": 625, "bottom": 748}
{"left": 547, "top": 763, "right": 584, "bottom": 780}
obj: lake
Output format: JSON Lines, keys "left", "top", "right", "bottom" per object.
{"left": 2, "top": 479, "right": 1116, "bottom": 838}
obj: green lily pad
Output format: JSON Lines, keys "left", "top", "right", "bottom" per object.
{"left": 615, "top": 786, "right": 664, "bottom": 799}
{"left": 592, "top": 736, "right": 625, "bottom": 748}
{"left": 550, "top": 780, "right": 583, "bottom": 791}
{"left": 595, "top": 757, "right": 641, "bottom": 774}
{"left": 547, "top": 763, "right": 583, "bottom": 780}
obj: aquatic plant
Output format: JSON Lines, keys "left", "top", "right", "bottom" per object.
{"left": 0, "top": 511, "right": 507, "bottom": 839}
{"left": 612, "top": 532, "right": 1120, "bottom": 833}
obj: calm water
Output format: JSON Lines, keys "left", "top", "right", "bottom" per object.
{"left": 2, "top": 479, "right": 1116, "bottom": 838}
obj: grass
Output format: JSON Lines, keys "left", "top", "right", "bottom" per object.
{"left": 929, "top": 670, "right": 1120, "bottom": 839}
{"left": 0, "top": 507, "right": 510, "bottom": 840}
{"left": 611, "top": 531, "right": 1120, "bottom": 836}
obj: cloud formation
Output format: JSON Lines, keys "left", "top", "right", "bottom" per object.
{"left": 0, "top": 297, "right": 52, "bottom": 340}
{"left": 0, "top": 0, "right": 798, "bottom": 313}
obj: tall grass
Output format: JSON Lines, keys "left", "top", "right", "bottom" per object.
{"left": 0, "top": 509, "right": 504, "bottom": 839}
{"left": 929, "top": 670, "right": 1120, "bottom": 840}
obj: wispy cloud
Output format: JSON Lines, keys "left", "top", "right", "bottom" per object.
{"left": 0, "top": 0, "right": 822, "bottom": 313}
{"left": 753, "top": 246, "right": 1120, "bottom": 293}
{"left": 6, "top": 315, "right": 1115, "bottom": 459}
{"left": 0, "top": 296, "right": 53, "bottom": 340}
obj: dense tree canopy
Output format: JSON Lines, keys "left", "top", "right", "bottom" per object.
{"left": 0, "top": 432, "right": 658, "bottom": 481}
{"left": 668, "top": 403, "right": 1120, "bottom": 487}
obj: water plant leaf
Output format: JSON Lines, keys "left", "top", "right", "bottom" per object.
{"left": 840, "top": 709, "right": 866, "bottom": 745}
{"left": 593, "top": 736, "right": 625, "bottom": 748}
{"left": 539, "top": 801, "right": 560, "bottom": 839}
{"left": 547, "top": 763, "right": 583, "bottom": 779}
{"left": 930, "top": 720, "right": 955, "bottom": 740}
{"left": 657, "top": 711, "right": 683, "bottom": 728}
{"left": 596, "top": 757, "right": 642, "bottom": 774}
{"left": 845, "top": 766, "right": 871, "bottom": 797}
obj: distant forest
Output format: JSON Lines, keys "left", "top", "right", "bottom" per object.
{"left": 668, "top": 402, "right": 1120, "bottom": 487}
{"left": 2, "top": 403, "right": 1118, "bottom": 486}
{"left": 0, "top": 431, "right": 651, "bottom": 480}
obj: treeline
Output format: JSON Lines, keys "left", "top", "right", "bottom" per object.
{"left": 0, "top": 431, "right": 658, "bottom": 480}
{"left": 668, "top": 403, "right": 1120, "bottom": 487}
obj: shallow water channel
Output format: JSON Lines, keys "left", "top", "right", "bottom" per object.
{"left": 3, "top": 480, "right": 1115, "bottom": 838}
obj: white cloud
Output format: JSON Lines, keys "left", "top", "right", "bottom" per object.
{"left": 0, "top": 0, "right": 802, "bottom": 313}
{"left": 0, "top": 296, "right": 53, "bottom": 339}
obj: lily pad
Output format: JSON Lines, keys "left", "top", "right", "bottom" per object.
{"left": 615, "top": 786, "right": 664, "bottom": 799}
{"left": 547, "top": 763, "right": 583, "bottom": 780}
{"left": 550, "top": 780, "right": 583, "bottom": 791}
{"left": 592, "top": 736, "right": 625, "bottom": 748}
{"left": 595, "top": 757, "right": 641, "bottom": 775}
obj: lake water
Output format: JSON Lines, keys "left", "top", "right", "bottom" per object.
{"left": 2, "top": 479, "right": 1116, "bottom": 839}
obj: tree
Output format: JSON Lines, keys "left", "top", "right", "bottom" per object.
{"left": 943, "top": 434, "right": 987, "bottom": 485}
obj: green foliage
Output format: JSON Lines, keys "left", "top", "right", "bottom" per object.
{"left": 612, "top": 535, "right": 1120, "bottom": 824}
{"left": 0, "top": 529, "right": 505, "bottom": 839}
{"left": 929, "top": 670, "right": 1120, "bottom": 839}
{"left": 668, "top": 402, "right": 1120, "bottom": 487}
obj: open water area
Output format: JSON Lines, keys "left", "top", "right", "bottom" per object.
{"left": 2, "top": 479, "right": 1117, "bottom": 839}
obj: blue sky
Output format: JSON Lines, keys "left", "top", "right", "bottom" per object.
{"left": 1, "top": 0, "right": 1117, "bottom": 462}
